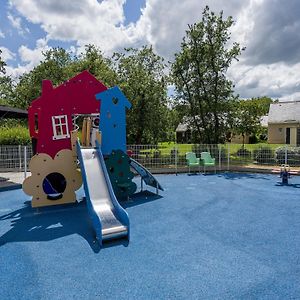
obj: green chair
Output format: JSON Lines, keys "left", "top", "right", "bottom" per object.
{"left": 201, "top": 152, "right": 216, "bottom": 174}
{"left": 186, "top": 152, "right": 201, "bottom": 174}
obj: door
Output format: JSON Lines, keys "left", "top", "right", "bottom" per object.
{"left": 286, "top": 128, "right": 290, "bottom": 144}
{"left": 297, "top": 128, "right": 300, "bottom": 146}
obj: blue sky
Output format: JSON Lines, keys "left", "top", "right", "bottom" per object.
{"left": 1, "top": 0, "right": 300, "bottom": 101}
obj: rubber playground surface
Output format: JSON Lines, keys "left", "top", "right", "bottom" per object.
{"left": 1, "top": 172, "right": 300, "bottom": 299}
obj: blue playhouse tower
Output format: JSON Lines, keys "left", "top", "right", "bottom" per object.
{"left": 96, "top": 86, "right": 137, "bottom": 199}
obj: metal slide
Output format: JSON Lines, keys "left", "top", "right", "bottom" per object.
{"left": 129, "top": 158, "right": 164, "bottom": 193}
{"left": 77, "top": 142, "right": 129, "bottom": 244}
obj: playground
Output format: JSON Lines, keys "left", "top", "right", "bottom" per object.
{"left": 0, "top": 71, "right": 300, "bottom": 298}
{"left": 1, "top": 172, "right": 300, "bottom": 299}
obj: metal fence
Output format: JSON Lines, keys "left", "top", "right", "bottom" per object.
{"left": 0, "top": 145, "right": 32, "bottom": 184}
{"left": 1, "top": 143, "right": 300, "bottom": 185}
{"left": 126, "top": 144, "right": 300, "bottom": 173}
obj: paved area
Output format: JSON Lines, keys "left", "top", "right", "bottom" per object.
{"left": 1, "top": 173, "right": 300, "bottom": 299}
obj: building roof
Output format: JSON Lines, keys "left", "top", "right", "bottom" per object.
{"left": 268, "top": 101, "right": 300, "bottom": 124}
{"left": 0, "top": 105, "right": 28, "bottom": 119}
{"left": 176, "top": 123, "right": 189, "bottom": 132}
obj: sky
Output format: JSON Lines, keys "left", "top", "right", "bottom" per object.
{"left": 0, "top": 0, "right": 300, "bottom": 101}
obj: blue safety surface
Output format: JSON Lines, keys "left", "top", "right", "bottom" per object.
{"left": 1, "top": 172, "right": 300, "bottom": 299}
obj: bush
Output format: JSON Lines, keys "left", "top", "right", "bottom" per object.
{"left": 253, "top": 147, "right": 274, "bottom": 164}
{"left": 170, "top": 148, "right": 179, "bottom": 159}
{"left": 275, "top": 147, "right": 300, "bottom": 165}
{"left": 236, "top": 148, "right": 251, "bottom": 158}
{"left": 0, "top": 126, "right": 31, "bottom": 145}
{"left": 152, "top": 150, "right": 161, "bottom": 159}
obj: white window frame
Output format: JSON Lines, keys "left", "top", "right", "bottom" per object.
{"left": 52, "top": 115, "right": 70, "bottom": 140}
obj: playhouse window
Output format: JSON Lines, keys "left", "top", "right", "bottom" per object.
{"left": 52, "top": 115, "right": 70, "bottom": 140}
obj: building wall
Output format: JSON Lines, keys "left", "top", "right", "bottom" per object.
{"left": 268, "top": 123, "right": 298, "bottom": 145}
{"left": 230, "top": 134, "right": 250, "bottom": 144}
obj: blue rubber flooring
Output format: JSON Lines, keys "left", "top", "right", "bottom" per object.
{"left": 1, "top": 172, "right": 300, "bottom": 299}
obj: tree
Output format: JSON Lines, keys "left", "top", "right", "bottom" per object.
{"left": 113, "top": 46, "right": 169, "bottom": 144}
{"left": 247, "top": 96, "right": 274, "bottom": 115}
{"left": 13, "top": 47, "right": 75, "bottom": 109}
{"left": 0, "top": 76, "right": 14, "bottom": 106}
{"left": 231, "top": 96, "right": 274, "bottom": 145}
{"left": 231, "top": 99, "right": 262, "bottom": 146}
{"left": 12, "top": 46, "right": 118, "bottom": 109}
{"left": 0, "top": 49, "right": 6, "bottom": 74}
{"left": 171, "top": 6, "right": 244, "bottom": 144}
{"left": 72, "top": 44, "right": 118, "bottom": 87}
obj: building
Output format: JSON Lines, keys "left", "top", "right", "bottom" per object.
{"left": 268, "top": 101, "right": 300, "bottom": 145}
{"left": 175, "top": 115, "right": 268, "bottom": 144}
{"left": 0, "top": 105, "right": 28, "bottom": 119}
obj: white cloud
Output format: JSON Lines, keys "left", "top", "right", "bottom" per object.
{"left": 0, "top": 30, "right": 5, "bottom": 38}
{"left": 228, "top": 60, "right": 300, "bottom": 100}
{"left": 4, "top": 38, "right": 50, "bottom": 78}
{"left": 0, "top": 46, "right": 16, "bottom": 61}
{"left": 8, "top": 0, "right": 131, "bottom": 53}
{"left": 5, "top": 0, "right": 300, "bottom": 100}
{"left": 7, "top": 12, "right": 30, "bottom": 36}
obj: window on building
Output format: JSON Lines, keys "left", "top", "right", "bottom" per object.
{"left": 52, "top": 115, "right": 70, "bottom": 140}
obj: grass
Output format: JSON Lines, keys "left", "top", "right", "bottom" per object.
{"left": 156, "top": 142, "right": 284, "bottom": 156}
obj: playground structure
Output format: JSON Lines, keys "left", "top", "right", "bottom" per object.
{"left": 272, "top": 164, "right": 299, "bottom": 185}
{"left": 22, "top": 70, "right": 163, "bottom": 244}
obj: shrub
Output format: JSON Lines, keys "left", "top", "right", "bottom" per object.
{"left": 236, "top": 148, "right": 251, "bottom": 158}
{"left": 170, "top": 148, "right": 179, "bottom": 159}
{"left": 152, "top": 150, "right": 161, "bottom": 159}
{"left": 0, "top": 126, "right": 31, "bottom": 145}
{"left": 275, "top": 147, "right": 300, "bottom": 165}
{"left": 253, "top": 147, "right": 274, "bottom": 164}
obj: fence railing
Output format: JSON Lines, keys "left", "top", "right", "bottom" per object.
{"left": 1, "top": 144, "right": 300, "bottom": 184}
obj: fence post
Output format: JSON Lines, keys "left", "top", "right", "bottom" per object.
{"left": 24, "top": 145, "right": 27, "bottom": 179}
{"left": 285, "top": 145, "right": 288, "bottom": 165}
{"left": 227, "top": 144, "right": 230, "bottom": 171}
{"left": 19, "top": 145, "right": 22, "bottom": 170}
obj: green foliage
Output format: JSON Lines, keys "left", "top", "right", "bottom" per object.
{"left": 171, "top": 6, "right": 244, "bottom": 144}
{"left": 253, "top": 147, "right": 274, "bottom": 164}
{"left": 11, "top": 46, "right": 117, "bottom": 109}
{"left": 248, "top": 96, "right": 274, "bottom": 115}
{"left": 0, "top": 49, "right": 6, "bottom": 75}
{"left": 113, "top": 46, "right": 169, "bottom": 144}
{"left": 12, "top": 48, "right": 75, "bottom": 109}
{"left": 275, "top": 147, "right": 300, "bottom": 165}
{"left": 71, "top": 44, "right": 118, "bottom": 87}
{"left": 0, "top": 50, "right": 15, "bottom": 107}
{"left": 0, "top": 76, "right": 14, "bottom": 106}
{"left": 236, "top": 148, "right": 251, "bottom": 158}
{"left": 230, "top": 96, "right": 274, "bottom": 145}
{"left": 0, "top": 126, "right": 31, "bottom": 145}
